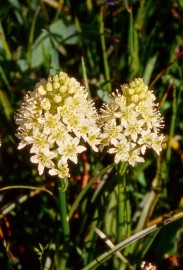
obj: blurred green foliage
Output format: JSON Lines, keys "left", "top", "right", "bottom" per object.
{"left": 0, "top": 0, "right": 183, "bottom": 269}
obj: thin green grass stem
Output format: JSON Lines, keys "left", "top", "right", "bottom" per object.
{"left": 0, "top": 22, "right": 12, "bottom": 60}
{"left": 149, "top": 51, "right": 183, "bottom": 88}
{"left": 140, "top": 229, "right": 160, "bottom": 259}
{"left": 166, "top": 86, "right": 177, "bottom": 162}
{"left": 81, "top": 56, "right": 91, "bottom": 98}
{"left": 0, "top": 186, "right": 57, "bottom": 219}
{"left": 84, "top": 209, "right": 100, "bottom": 264}
{"left": 0, "top": 87, "right": 13, "bottom": 120}
{"left": 68, "top": 164, "right": 114, "bottom": 219}
{"left": 0, "top": 185, "right": 54, "bottom": 197}
{"left": 54, "top": 0, "right": 64, "bottom": 20}
{"left": 86, "top": 0, "right": 93, "bottom": 11}
{"left": 27, "top": 6, "right": 40, "bottom": 67}
{"left": 128, "top": 12, "right": 139, "bottom": 80}
{"left": 99, "top": 6, "right": 111, "bottom": 92}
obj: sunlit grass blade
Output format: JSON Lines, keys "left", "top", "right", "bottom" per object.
{"left": 0, "top": 89, "right": 13, "bottom": 120}
{"left": 82, "top": 211, "right": 183, "bottom": 270}
{"left": 27, "top": 6, "right": 40, "bottom": 67}
{"left": 0, "top": 22, "right": 12, "bottom": 60}
{"left": 99, "top": 6, "right": 112, "bottom": 92}
{"left": 81, "top": 56, "right": 91, "bottom": 98}
{"left": 143, "top": 54, "right": 158, "bottom": 84}
{"left": 94, "top": 227, "right": 135, "bottom": 270}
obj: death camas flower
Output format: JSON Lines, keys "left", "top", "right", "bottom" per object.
{"left": 100, "top": 78, "right": 165, "bottom": 166}
{"left": 15, "top": 72, "right": 100, "bottom": 177}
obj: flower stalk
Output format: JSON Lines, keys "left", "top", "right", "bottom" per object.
{"left": 56, "top": 178, "right": 70, "bottom": 269}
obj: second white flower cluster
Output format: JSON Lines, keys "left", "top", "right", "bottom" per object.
{"left": 100, "top": 78, "right": 164, "bottom": 166}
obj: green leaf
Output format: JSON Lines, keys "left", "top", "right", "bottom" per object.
{"left": 0, "top": 90, "right": 13, "bottom": 120}
{"left": 50, "top": 20, "right": 77, "bottom": 45}
{"left": 30, "top": 20, "right": 77, "bottom": 68}
{"left": 143, "top": 54, "right": 158, "bottom": 85}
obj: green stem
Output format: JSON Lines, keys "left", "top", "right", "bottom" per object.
{"left": 58, "top": 189, "right": 70, "bottom": 238}
{"left": 56, "top": 178, "right": 70, "bottom": 269}
{"left": 117, "top": 163, "right": 128, "bottom": 244}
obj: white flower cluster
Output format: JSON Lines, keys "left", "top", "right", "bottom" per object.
{"left": 15, "top": 72, "right": 100, "bottom": 177}
{"left": 100, "top": 78, "right": 165, "bottom": 166}
{"left": 15, "top": 74, "right": 165, "bottom": 177}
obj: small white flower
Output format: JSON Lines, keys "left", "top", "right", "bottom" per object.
{"left": 40, "top": 112, "right": 61, "bottom": 135}
{"left": 138, "top": 131, "right": 156, "bottom": 154}
{"left": 58, "top": 137, "right": 86, "bottom": 165}
{"left": 101, "top": 119, "right": 123, "bottom": 141}
{"left": 112, "top": 90, "right": 126, "bottom": 107}
{"left": 87, "top": 130, "right": 101, "bottom": 152}
{"left": 124, "top": 118, "right": 145, "bottom": 142}
{"left": 48, "top": 126, "right": 70, "bottom": 145}
{"left": 128, "top": 149, "right": 145, "bottom": 167}
{"left": 30, "top": 149, "right": 57, "bottom": 175}
{"left": 49, "top": 161, "right": 70, "bottom": 178}
{"left": 151, "top": 134, "right": 165, "bottom": 155}
{"left": 30, "top": 132, "right": 50, "bottom": 153}
{"left": 119, "top": 104, "right": 138, "bottom": 126}
{"left": 108, "top": 138, "right": 130, "bottom": 163}
{"left": 100, "top": 103, "right": 119, "bottom": 123}
{"left": 62, "top": 111, "right": 81, "bottom": 132}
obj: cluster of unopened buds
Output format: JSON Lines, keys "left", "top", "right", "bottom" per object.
{"left": 15, "top": 72, "right": 165, "bottom": 178}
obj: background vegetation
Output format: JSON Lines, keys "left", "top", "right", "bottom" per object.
{"left": 0, "top": 0, "right": 183, "bottom": 269}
